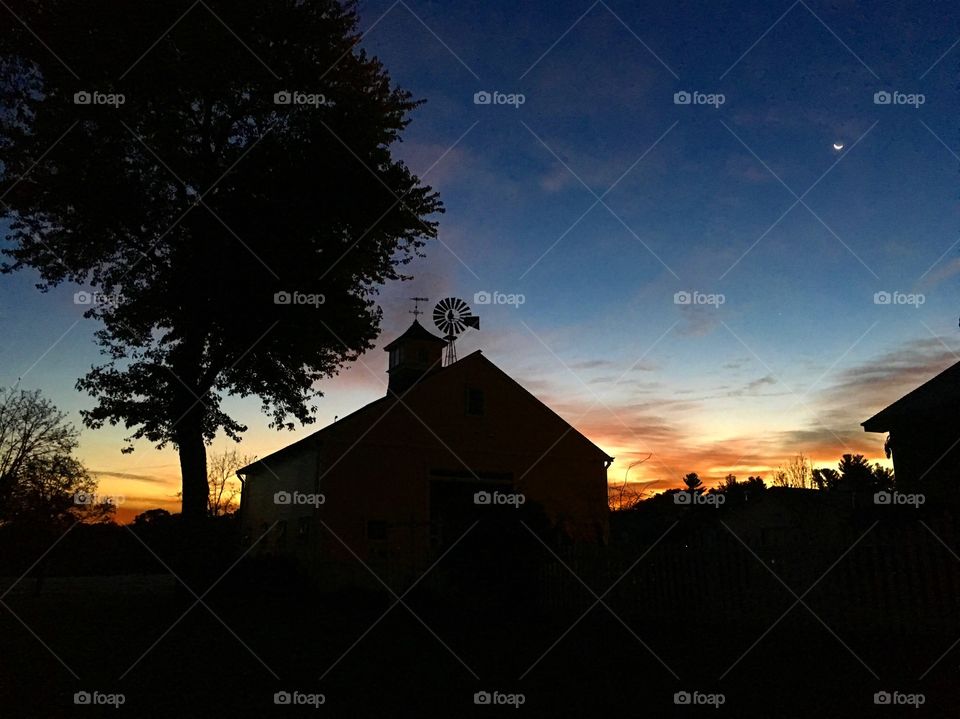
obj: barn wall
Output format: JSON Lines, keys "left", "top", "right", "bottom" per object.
{"left": 240, "top": 446, "right": 320, "bottom": 560}
{"left": 239, "top": 352, "right": 610, "bottom": 586}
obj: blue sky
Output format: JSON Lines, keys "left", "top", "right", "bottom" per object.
{"left": 2, "top": 0, "right": 959, "bottom": 516}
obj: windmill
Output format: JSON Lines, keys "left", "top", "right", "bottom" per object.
{"left": 433, "top": 297, "right": 479, "bottom": 365}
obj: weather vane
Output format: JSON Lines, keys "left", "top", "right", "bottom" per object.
{"left": 409, "top": 297, "right": 429, "bottom": 319}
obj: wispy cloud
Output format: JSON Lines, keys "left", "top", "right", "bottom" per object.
{"left": 89, "top": 470, "right": 171, "bottom": 484}
{"left": 521, "top": 335, "right": 959, "bottom": 491}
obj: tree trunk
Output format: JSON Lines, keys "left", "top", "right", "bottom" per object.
{"left": 176, "top": 417, "right": 208, "bottom": 524}
{"left": 174, "top": 414, "right": 209, "bottom": 593}
{"left": 170, "top": 322, "right": 210, "bottom": 526}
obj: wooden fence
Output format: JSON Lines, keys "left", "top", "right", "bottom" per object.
{"left": 534, "top": 517, "right": 960, "bottom": 635}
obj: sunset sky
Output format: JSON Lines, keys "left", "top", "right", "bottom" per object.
{"left": 2, "top": 0, "right": 959, "bottom": 522}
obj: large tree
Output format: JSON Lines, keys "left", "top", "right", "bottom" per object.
{"left": 0, "top": 1, "right": 442, "bottom": 520}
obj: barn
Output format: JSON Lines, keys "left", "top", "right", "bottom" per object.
{"left": 237, "top": 318, "right": 613, "bottom": 586}
{"left": 862, "top": 359, "right": 960, "bottom": 487}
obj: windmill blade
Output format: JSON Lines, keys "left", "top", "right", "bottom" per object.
{"left": 433, "top": 297, "right": 479, "bottom": 338}
{"left": 432, "top": 299, "right": 454, "bottom": 333}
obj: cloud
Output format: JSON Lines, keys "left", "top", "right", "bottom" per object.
{"left": 822, "top": 338, "right": 958, "bottom": 417}
{"left": 396, "top": 140, "right": 471, "bottom": 190}
{"left": 725, "top": 154, "right": 775, "bottom": 184}
{"left": 569, "top": 359, "right": 616, "bottom": 370}
{"left": 676, "top": 304, "right": 723, "bottom": 337}
{"left": 588, "top": 375, "right": 616, "bottom": 385}
{"left": 725, "top": 374, "right": 778, "bottom": 397}
{"left": 89, "top": 470, "right": 170, "bottom": 484}
{"left": 918, "top": 257, "right": 960, "bottom": 291}
{"left": 539, "top": 164, "right": 578, "bottom": 193}
{"left": 772, "top": 336, "right": 960, "bottom": 465}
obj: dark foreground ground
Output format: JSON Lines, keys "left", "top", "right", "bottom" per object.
{"left": 0, "top": 559, "right": 957, "bottom": 719}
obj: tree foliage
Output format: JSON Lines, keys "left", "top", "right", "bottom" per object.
{"left": 682, "top": 472, "right": 702, "bottom": 492}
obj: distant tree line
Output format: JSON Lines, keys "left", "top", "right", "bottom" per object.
{"left": 692, "top": 453, "right": 895, "bottom": 497}
{"left": 768, "top": 452, "right": 894, "bottom": 492}
{"left": 612, "top": 452, "right": 898, "bottom": 513}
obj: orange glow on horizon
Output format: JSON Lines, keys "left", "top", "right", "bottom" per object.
{"left": 82, "top": 385, "right": 896, "bottom": 523}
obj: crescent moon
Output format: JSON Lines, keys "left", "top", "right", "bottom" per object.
{"left": 833, "top": 142, "right": 844, "bottom": 151}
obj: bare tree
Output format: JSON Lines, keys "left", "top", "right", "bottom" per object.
{"left": 0, "top": 388, "right": 77, "bottom": 500}
{"left": 0, "top": 388, "right": 112, "bottom": 527}
{"left": 609, "top": 454, "right": 651, "bottom": 511}
{"left": 207, "top": 448, "right": 253, "bottom": 517}
{"left": 774, "top": 454, "right": 812, "bottom": 488}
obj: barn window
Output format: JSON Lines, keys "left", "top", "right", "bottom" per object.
{"left": 466, "top": 388, "right": 485, "bottom": 416}
{"left": 367, "top": 520, "right": 388, "bottom": 541}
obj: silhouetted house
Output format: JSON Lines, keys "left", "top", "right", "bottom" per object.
{"left": 862, "top": 360, "right": 960, "bottom": 485}
{"left": 237, "top": 319, "right": 613, "bottom": 585}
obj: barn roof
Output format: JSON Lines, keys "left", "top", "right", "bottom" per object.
{"left": 238, "top": 350, "right": 613, "bottom": 474}
{"left": 862, "top": 359, "right": 960, "bottom": 433}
